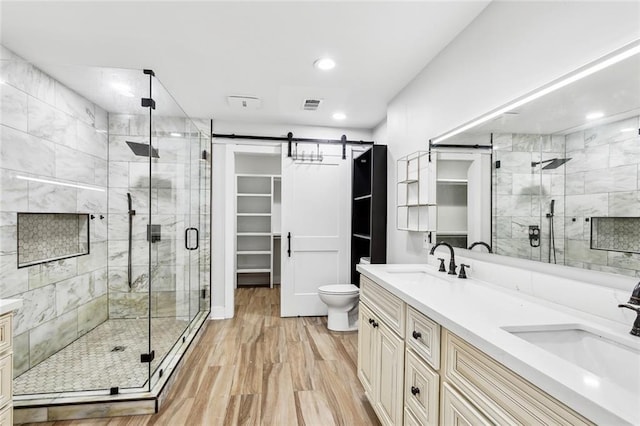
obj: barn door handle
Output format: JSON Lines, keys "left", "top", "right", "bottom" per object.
{"left": 287, "top": 232, "right": 291, "bottom": 257}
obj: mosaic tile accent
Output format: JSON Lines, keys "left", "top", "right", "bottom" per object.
{"left": 17, "top": 213, "right": 89, "bottom": 267}
{"left": 13, "top": 317, "right": 189, "bottom": 395}
{"left": 591, "top": 217, "right": 640, "bottom": 253}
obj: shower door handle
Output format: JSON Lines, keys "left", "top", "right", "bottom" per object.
{"left": 287, "top": 232, "right": 291, "bottom": 257}
{"left": 185, "top": 227, "right": 199, "bottom": 250}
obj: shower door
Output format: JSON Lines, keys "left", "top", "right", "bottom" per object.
{"left": 148, "top": 76, "right": 203, "bottom": 388}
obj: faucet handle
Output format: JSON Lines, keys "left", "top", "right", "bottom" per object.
{"left": 437, "top": 258, "right": 446, "bottom": 272}
{"left": 458, "top": 264, "right": 470, "bottom": 279}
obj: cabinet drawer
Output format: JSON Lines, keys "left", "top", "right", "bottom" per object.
{"left": 440, "top": 382, "right": 491, "bottom": 426}
{"left": 406, "top": 306, "right": 440, "bottom": 369}
{"left": 442, "top": 330, "right": 593, "bottom": 425}
{"left": 403, "top": 407, "right": 421, "bottom": 426}
{"left": 404, "top": 348, "right": 439, "bottom": 426}
{"left": 360, "top": 275, "right": 405, "bottom": 337}
{"left": 0, "top": 353, "right": 11, "bottom": 409}
{"left": 0, "top": 315, "right": 11, "bottom": 355}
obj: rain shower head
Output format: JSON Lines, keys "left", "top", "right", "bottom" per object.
{"left": 531, "top": 157, "right": 571, "bottom": 170}
{"left": 126, "top": 141, "right": 159, "bottom": 158}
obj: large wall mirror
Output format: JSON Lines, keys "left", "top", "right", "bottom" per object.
{"left": 433, "top": 41, "right": 640, "bottom": 278}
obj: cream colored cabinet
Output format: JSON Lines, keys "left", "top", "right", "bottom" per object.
{"left": 0, "top": 313, "right": 12, "bottom": 426}
{"left": 357, "top": 303, "right": 376, "bottom": 398}
{"left": 404, "top": 348, "right": 439, "bottom": 426}
{"left": 359, "top": 274, "right": 598, "bottom": 426}
{"left": 358, "top": 276, "right": 405, "bottom": 426}
{"left": 440, "top": 382, "right": 491, "bottom": 426}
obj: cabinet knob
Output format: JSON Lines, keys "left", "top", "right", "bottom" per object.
{"left": 372, "top": 321, "right": 379, "bottom": 328}
{"left": 412, "top": 330, "right": 422, "bottom": 340}
{"left": 411, "top": 386, "right": 420, "bottom": 396}
{"left": 368, "top": 318, "right": 374, "bottom": 324}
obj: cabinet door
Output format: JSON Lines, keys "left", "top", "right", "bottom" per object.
{"left": 405, "top": 349, "right": 439, "bottom": 426}
{"left": 376, "top": 321, "right": 405, "bottom": 426}
{"left": 357, "top": 303, "right": 377, "bottom": 400}
{"left": 0, "top": 354, "right": 11, "bottom": 409}
{"left": 0, "top": 403, "right": 12, "bottom": 426}
{"left": 440, "top": 382, "right": 491, "bottom": 426}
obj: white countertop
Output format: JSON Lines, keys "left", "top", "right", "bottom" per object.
{"left": 0, "top": 298, "right": 22, "bottom": 316}
{"left": 357, "top": 263, "right": 640, "bottom": 425}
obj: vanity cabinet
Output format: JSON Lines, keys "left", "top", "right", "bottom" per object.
{"left": 358, "top": 276, "right": 405, "bottom": 426}
{"left": 357, "top": 274, "right": 596, "bottom": 426}
{"left": 0, "top": 313, "right": 13, "bottom": 425}
{"left": 442, "top": 330, "right": 593, "bottom": 425}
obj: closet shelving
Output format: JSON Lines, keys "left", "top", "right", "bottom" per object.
{"left": 351, "top": 145, "right": 387, "bottom": 285}
{"left": 435, "top": 159, "right": 470, "bottom": 248}
{"left": 236, "top": 174, "right": 281, "bottom": 287}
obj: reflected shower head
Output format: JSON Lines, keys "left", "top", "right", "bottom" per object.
{"left": 531, "top": 157, "right": 571, "bottom": 170}
{"left": 126, "top": 141, "right": 159, "bottom": 158}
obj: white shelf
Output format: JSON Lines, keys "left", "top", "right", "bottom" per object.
{"left": 237, "top": 268, "right": 271, "bottom": 273}
{"left": 235, "top": 173, "right": 281, "bottom": 288}
{"left": 353, "top": 233, "right": 371, "bottom": 240}
{"left": 237, "top": 250, "right": 271, "bottom": 255}
{"left": 437, "top": 178, "right": 467, "bottom": 185}
{"left": 436, "top": 231, "right": 468, "bottom": 235}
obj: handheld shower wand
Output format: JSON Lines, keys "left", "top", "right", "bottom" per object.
{"left": 127, "top": 193, "right": 135, "bottom": 288}
{"left": 546, "top": 199, "right": 556, "bottom": 264}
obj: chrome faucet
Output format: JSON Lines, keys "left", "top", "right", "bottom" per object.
{"left": 468, "top": 241, "right": 493, "bottom": 253}
{"left": 429, "top": 242, "right": 456, "bottom": 275}
{"left": 618, "top": 281, "right": 640, "bottom": 336}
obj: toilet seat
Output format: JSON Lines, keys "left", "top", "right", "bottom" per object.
{"left": 318, "top": 284, "right": 359, "bottom": 295}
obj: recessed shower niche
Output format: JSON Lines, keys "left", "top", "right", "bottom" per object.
{"left": 16, "top": 212, "right": 90, "bottom": 268}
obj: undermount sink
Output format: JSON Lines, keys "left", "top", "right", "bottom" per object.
{"left": 503, "top": 324, "right": 640, "bottom": 394}
{"left": 385, "top": 269, "right": 429, "bottom": 281}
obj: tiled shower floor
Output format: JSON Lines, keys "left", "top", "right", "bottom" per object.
{"left": 14, "top": 318, "right": 190, "bottom": 395}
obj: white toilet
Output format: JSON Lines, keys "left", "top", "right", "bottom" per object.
{"left": 318, "top": 284, "right": 360, "bottom": 331}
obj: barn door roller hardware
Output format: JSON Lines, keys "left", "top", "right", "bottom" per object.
{"left": 211, "top": 132, "right": 374, "bottom": 160}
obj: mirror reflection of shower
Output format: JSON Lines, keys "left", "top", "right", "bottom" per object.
{"left": 531, "top": 157, "right": 571, "bottom": 170}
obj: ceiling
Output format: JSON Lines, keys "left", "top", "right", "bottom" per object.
{"left": 0, "top": 1, "right": 490, "bottom": 129}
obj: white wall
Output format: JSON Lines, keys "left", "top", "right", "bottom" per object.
{"left": 211, "top": 120, "right": 373, "bottom": 318}
{"left": 386, "top": 1, "right": 640, "bottom": 263}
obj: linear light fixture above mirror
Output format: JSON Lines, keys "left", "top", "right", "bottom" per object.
{"left": 432, "top": 39, "right": 640, "bottom": 144}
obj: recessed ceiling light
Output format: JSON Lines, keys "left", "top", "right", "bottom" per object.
{"left": 332, "top": 112, "right": 346, "bottom": 120}
{"left": 314, "top": 58, "right": 336, "bottom": 71}
{"left": 586, "top": 111, "right": 604, "bottom": 120}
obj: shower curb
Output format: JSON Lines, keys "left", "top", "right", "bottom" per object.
{"left": 13, "top": 312, "right": 209, "bottom": 424}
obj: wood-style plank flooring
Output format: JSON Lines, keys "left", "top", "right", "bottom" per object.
{"left": 29, "top": 287, "right": 379, "bottom": 426}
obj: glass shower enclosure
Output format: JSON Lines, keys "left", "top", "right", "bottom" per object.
{"left": 0, "top": 48, "right": 210, "bottom": 403}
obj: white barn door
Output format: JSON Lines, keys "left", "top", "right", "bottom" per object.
{"left": 280, "top": 144, "right": 351, "bottom": 317}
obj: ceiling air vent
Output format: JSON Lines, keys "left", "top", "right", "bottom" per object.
{"left": 227, "top": 95, "right": 261, "bottom": 110}
{"left": 302, "top": 99, "right": 322, "bottom": 111}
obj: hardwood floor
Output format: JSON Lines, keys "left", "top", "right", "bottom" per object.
{"left": 29, "top": 287, "right": 379, "bottom": 426}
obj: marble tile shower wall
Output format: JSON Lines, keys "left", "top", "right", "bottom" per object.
{"left": 0, "top": 46, "right": 109, "bottom": 377}
{"left": 107, "top": 113, "right": 199, "bottom": 320}
{"left": 492, "top": 133, "right": 566, "bottom": 262}
{"left": 564, "top": 116, "right": 640, "bottom": 278}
